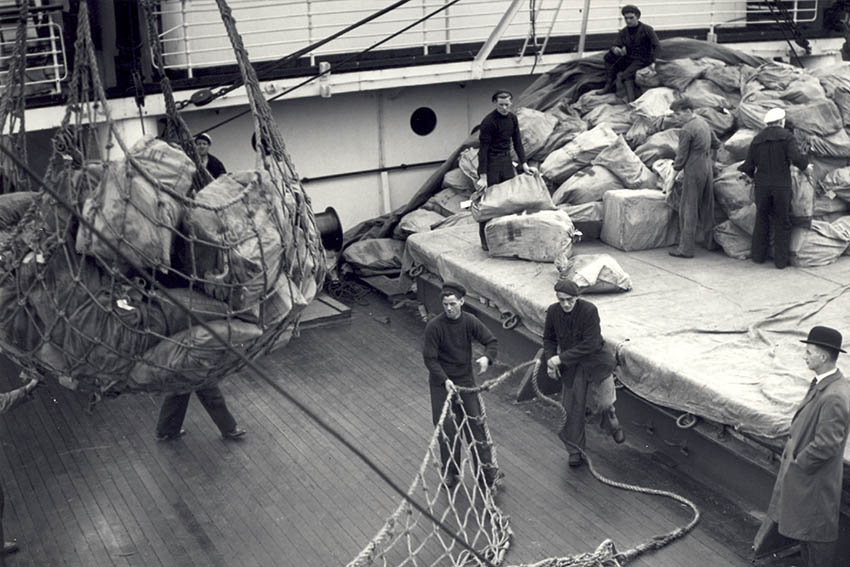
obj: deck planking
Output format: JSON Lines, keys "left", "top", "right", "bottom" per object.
{"left": 0, "top": 294, "right": 767, "bottom": 566}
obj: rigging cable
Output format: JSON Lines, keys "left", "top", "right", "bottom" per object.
{"left": 0, "top": 141, "right": 499, "bottom": 567}
{"left": 171, "top": 0, "right": 417, "bottom": 109}
{"left": 197, "top": 0, "right": 465, "bottom": 137}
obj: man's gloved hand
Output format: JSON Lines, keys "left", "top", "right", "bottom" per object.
{"left": 475, "top": 356, "right": 490, "bottom": 375}
{"left": 546, "top": 355, "right": 561, "bottom": 379}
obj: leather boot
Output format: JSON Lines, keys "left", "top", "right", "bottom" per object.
{"left": 624, "top": 79, "right": 637, "bottom": 103}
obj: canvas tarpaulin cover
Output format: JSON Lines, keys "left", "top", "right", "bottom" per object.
{"left": 404, "top": 224, "right": 850, "bottom": 456}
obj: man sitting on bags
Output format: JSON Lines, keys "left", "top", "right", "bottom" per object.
{"left": 601, "top": 4, "right": 660, "bottom": 103}
{"left": 542, "top": 280, "right": 625, "bottom": 468}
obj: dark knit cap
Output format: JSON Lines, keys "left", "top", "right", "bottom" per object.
{"left": 441, "top": 282, "right": 466, "bottom": 298}
{"left": 554, "top": 279, "right": 581, "bottom": 296}
{"left": 621, "top": 4, "right": 641, "bottom": 17}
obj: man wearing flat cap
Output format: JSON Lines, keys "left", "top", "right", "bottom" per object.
{"left": 195, "top": 133, "right": 227, "bottom": 179}
{"left": 601, "top": 5, "right": 660, "bottom": 103}
{"left": 542, "top": 280, "right": 623, "bottom": 468}
{"left": 423, "top": 282, "right": 501, "bottom": 488}
{"left": 756, "top": 326, "right": 850, "bottom": 566}
{"left": 739, "top": 108, "right": 813, "bottom": 269}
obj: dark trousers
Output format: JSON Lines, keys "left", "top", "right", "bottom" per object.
{"left": 429, "top": 382, "right": 496, "bottom": 481}
{"left": 156, "top": 386, "right": 237, "bottom": 437}
{"left": 603, "top": 52, "right": 646, "bottom": 84}
{"left": 752, "top": 184, "right": 792, "bottom": 267}
{"left": 479, "top": 157, "right": 517, "bottom": 249}
{"left": 557, "top": 364, "right": 615, "bottom": 456}
{"left": 676, "top": 162, "right": 713, "bottom": 257}
{"left": 800, "top": 539, "right": 836, "bottom": 567}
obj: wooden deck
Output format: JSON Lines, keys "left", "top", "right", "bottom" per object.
{"left": 0, "top": 292, "right": 784, "bottom": 566}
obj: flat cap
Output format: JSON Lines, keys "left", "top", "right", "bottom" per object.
{"left": 554, "top": 279, "right": 581, "bottom": 296}
{"left": 441, "top": 282, "right": 467, "bottom": 298}
{"left": 195, "top": 133, "right": 212, "bottom": 144}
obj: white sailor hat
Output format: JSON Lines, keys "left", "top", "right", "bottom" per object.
{"left": 763, "top": 108, "right": 786, "bottom": 124}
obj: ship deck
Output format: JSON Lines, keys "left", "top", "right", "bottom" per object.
{"left": 0, "top": 291, "right": 784, "bottom": 567}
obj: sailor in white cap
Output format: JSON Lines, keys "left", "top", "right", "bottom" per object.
{"left": 738, "top": 108, "right": 813, "bottom": 269}
{"left": 194, "top": 132, "right": 227, "bottom": 179}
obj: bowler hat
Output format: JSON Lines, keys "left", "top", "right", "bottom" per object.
{"left": 800, "top": 326, "right": 846, "bottom": 353}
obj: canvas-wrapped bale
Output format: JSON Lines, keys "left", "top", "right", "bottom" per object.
{"left": 601, "top": 189, "right": 678, "bottom": 251}
{"left": 714, "top": 161, "right": 754, "bottom": 217}
{"left": 811, "top": 156, "right": 850, "bottom": 184}
{"left": 714, "top": 219, "right": 752, "bottom": 260}
{"left": 702, "top": 64, "right": 750, "bottom": 93}
{"left": 128, "top": 319, "right": 265, "bottom": 392}
{"left": 572, "top": 91, "right": 619, "bottom": 115}
{"left": 342, "top": 238, "right": 406, "bottom": 276}
{"left": 513, "top": 107, "right": 559, "bottom": 161}
{"left": 555, "top": 253, "right": 632, "bottom": 294}
{"left": 441, "top": 168, "right": 475, "bottom": 193}
{"left": 819, "top": 166, "right": 850, "bottom": 201}
{"left": 458, "top": 147, "right": 479, "bottom": 181}
{"left": 789, "top": 220, "right": 850, "bottom": 267}
{"left": 683, "top": 79, "right": 737, "bottom": 109}
{"left": 814, "top": 194, "right": 850, "bottom": 217}
{"left": 535, "top": 110, "right": 588, "bottom": 158}
{"left": 541, "top": 124, "right": 619, "bottom": 185}
{"left": 652, "top": 159, "right": 680, "bottom": 195}
{"left": 393, "top": 208, "right": 445, "bottom": 239}
{"left": 635, "top": 129, "right": 680, "bottom": 165}
{"left": 655, "top": 57, "right": 725, "bottom": 91}
{"left": 591, "top": 135, "right": 658, "bottom": 189}
{"left": 485, "top": 209, "right": 577, "bottom": 262}
{"left": 790, "top": 168, "right": 815, "bottom": 227}
{"left": 423, "top": 187, "right": 468, "bottom": 217}
{"left": 76, "top": 138, "right": 194, "bottom": 272}
{"left": 729, "top": 203, "right": 757, "bottom": 235}
{"left": 785, "top": 99, "right": 842, "bottom": 137}
{"left": 551, "top": 165, "right": 624, "bottom": 205}
{"left": 431, "top": 211, "right": 476, "bottom": 231}
{"left": 582, "top": 103, "right": 633, "bottom": 134}
{"left": 470, "top": 173, "right": 555, "bottom": 222}
{"left": 629, "top": 87, "right": 676, "bottom": 120}
{"left": 560, "top": 201, "right": 603, "bottom": 240}
{"left": 724, "top": 129, "right": 758, "bottom": 162}
{"left": 797, "top": 127, "right": 850, "bottom": 158}
{"left": 694, "top": 107, "right": 736, "bottom": 137}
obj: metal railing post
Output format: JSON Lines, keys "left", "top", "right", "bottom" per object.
{"left": 307, "top": 0, "right": 315, "bottom": 67}
{"left": 181, "top": 0, "right": 193, "bottom": 78}
{"left": 576, "top": 0, "right": 592, "bottom": 57}
{"left": 444, "top": 0, "right": 451, "bottom": 54}
{"left": 47, "top": 19, "right": 62, "bottom": 94}
{"left": 471, "top": 0, "right": 525, "bottom": 79}
{"left": 540, "top": 0, "right": 566, "bottom": 59}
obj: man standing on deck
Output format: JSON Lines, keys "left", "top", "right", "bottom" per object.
{"left": 195, "top": 133, "right": 227, "bottom": 179}
{"left": 758, "top": 326, "right": 850, "bottom": 567}
{"left": 669, "top": 97, "right": 721, "bottom": 259}
{"left": 475, "top": 90, "right": 538, "bottom": 251}
{"left": 738, "top": 108, "right": 813, "bottom": 269}
{"left": 601, "top": 5, "right": 660, "bottom": 103}
{"left": 155, "top": 386, "right": 247, "bottom": 442}
{"left": 542, "top": 280, "right": 624, "bottom": 468}
{"left": 0, "top": 373, "right": 40, "bottom": 565}
{"left": 422, "top": 282, "right": 502, "bottom": 489}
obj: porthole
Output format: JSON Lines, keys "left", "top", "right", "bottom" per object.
{"left": 410, "top": 106, "right": 437, "bottom": 136}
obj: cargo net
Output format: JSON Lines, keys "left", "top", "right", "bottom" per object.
{"left": 0, "top": 0, "right": 325, "bottom": 398}
{"left": 350, "top": 362, "right": 701, "bottom": 567}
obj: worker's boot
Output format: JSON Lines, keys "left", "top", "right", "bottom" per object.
{"left": 614, "top": 74, "right": 625, "bottom": 98}
{"left": 623, "top": 79, "right": 637, "bottom": 103}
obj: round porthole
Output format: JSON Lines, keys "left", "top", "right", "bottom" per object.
{"left": 410, "top": 106, "right": 437, "bottom": 136}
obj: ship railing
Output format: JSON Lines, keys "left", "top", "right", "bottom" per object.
{"left": 151, "top": 0, "right": 819, "bottom": 78}
{"left": 0, "top": 2, "right": 67, "bottom": 96}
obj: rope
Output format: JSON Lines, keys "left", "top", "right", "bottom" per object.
{"left": 0, "top": 0, "right": 30, "bottom": 193}
{"left": 518, "top": 356, "right": 702, "bottom": 566}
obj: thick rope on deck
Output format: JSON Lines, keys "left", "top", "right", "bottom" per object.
{"left": 352, "top": 357, "right": 700, "bottom": 567}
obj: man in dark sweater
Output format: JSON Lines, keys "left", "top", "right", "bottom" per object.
{"left": 475, "top": 90, "right": 537, "bottom": 250}
{"left": 542, "top": 280, "right": 623, "bottom": 468}
{"left": 423, "top": 282, "right": 501, "bottom": 488}
{"left": 195, "top": 133, "right": 227, "bottom": 179}
{"left": 739, "top": 108, "right": 813, "bottom": 269}
{"left": 601, "top": 5, "right": 660, "bottom": 102}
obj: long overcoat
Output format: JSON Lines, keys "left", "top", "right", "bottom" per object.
{"left": 767, "top": 370, "right": 850, "bottom": 542}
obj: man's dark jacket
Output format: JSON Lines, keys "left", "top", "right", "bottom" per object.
{"left": 613, "top": 22, "right": 660, "bottom": 65}
{"left": 541, "top": 299, "right": 616, "bottom": 393}
{"left": 739, "top": 126, "right": 808, "bottom": 187}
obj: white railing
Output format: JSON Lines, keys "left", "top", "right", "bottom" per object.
{"left": 0, "top": 6, "right": 67, "bottom": 95}
{"left": 153, "top": 0, "right": 819, "bottom": 77}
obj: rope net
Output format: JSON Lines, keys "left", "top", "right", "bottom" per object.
{"left": 0, "top": 1, "right": 30, "bottom": 195}
{"left": 351, "top": 361, "right": 701, "bottom": 567}
{"left": 0, "top": 0, "right": 325, "bottom": 398}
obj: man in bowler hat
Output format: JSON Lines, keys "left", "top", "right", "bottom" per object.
{"left": 757, "top": 326, "right": 850, "bottom": 566}
{"left": 542, "top": 280, "right": 624, "bottom": 468}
